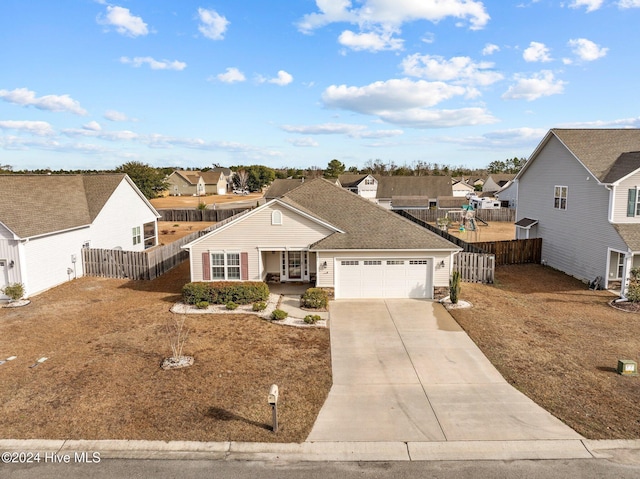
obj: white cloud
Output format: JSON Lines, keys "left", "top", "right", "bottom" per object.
{"left": 523, "top": 42, "right": 552, "bottom": 62}
{"left": 298, "top": 0, "right": 490, "bottom": 33}
{"left": 120, "top": 56, "right": 187, "bottom": 71}
{"left": 401, "top": 54, "right": 503, "bottom": 86}
{"left": 557, "top": 117, "right": 640, "bottom": 128}
{"left": 0, "top": 120, "right": 55, "bottom": 136}
{"left": 197, "top": 8, "right": 229, "bottom": 40}
{"left": 569, "top": 0, "right": 603, "bottom": 12}
{"left": 63, "top": 127, "right": 139, "bottom": 141}
{"left": 281, "top": 122, "right": 403, "bottom": 138}
{"left": 378, "top": 107, "right": 497, "bottom": 128}
{"left": 259, "top": 70, "right": 293, "bottom": 86}
{"left": 619, "top": 0, "right": 640, "bottom": 7}
{"left": 287, "top": 137, "right": 320, "bottom": 147}
{"left": 441, "top": 127, "right": 546, "bottom": 150}
{"left": 568, "top": 38, "right": 608, "bottom": 61}
{"left": 104, "top": 110, "right": 130, "bottom": 122}
{"left": 0, "top": 88, "right": 87, "bottom": 115}
{"left": 482, "top": 43, "right": 500, "bottom": 55}
{"left": 98, "top": 5, "right": 149, "bottom": 37}
{"left": 215, "top": 67, "right": 246, "bottom": 83}
{"left": 338, "top": 29, "right": 403, "bottom": 52}
{"left": 82, "top": 121, "right": 102, "bottom": 131}
{"left": 502, "top": 70, "right": 566, "bottom": 101}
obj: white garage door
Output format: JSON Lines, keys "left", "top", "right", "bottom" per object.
{"left": 336, "top": 258, "right": 432, "bottom": 299}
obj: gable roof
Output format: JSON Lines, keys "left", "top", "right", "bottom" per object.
{"left": 0, "top": 174, "right": 156, "bottom": 239}
{"left": 199, "top": 171, "right": 223, "bottom": 184}
{"left": 485, "top": 174, "right": 516, "bottom": 187}
{"left": 279, "top": 178, "right": 459, "bottom": 250}
{"left": 264, "top": 179, "right": 306, "bottom": 200}
{"left": 336, "top": 174, "right": 378, "bottom": 187}
{"left": 376, "top": 175, "right": 453, "bottom": 199}
{"left": 526, "top": 129, "right": 640, "bottom": 183}
{"left": 171, "top": 170, "right": 222, "bottom": 185}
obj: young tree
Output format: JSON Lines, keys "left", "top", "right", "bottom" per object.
{"left": 233, "top": 169, "right": 250, "bottom": 190}
{"left": 324, "top": 159, "right": 345, "bottom": 178}
{"left": 115, "top": 161, "right": 168, "bottom": 199}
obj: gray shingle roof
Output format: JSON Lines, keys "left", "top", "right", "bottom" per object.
{"left": 551, "top": 129, "right": 640, "bottom": 182}
{"left": 264, "top": 179, "right": 305, "bottom": 200}
{"left": 336, "top": 174, "right": 377, "bottom": 187}
{"left": 614, "top": 224, "right": 640, "bottom": 251}
{"left": 376, "top": 176, "right": 453, "bottom": 199}
{"left": 0, "top": 174, "right": 127, "bottom": 238}
{"left": 279, "top": 178, "right": 459, "bottom": 251}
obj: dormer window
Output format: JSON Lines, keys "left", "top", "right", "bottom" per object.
{"left": 364, "top": 177, "right": 375, "bottom": 185}
{"left": 272, "top": 210, "right": 283, "bottom": 225}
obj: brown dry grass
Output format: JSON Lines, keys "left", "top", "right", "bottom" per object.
{"left": 449, "top": 264, "right": 640, "bottom": 439}
{"left": 431, "top": 221, "right": 516, "bottom": 243}
{"left": 150, "top": 192, "right": 263, "bottom": 209}
{"left": 0, "top": 262, "right": 331, "bottom": 442}
{"left": 156, "top": 221, "right": 215, "bottom": 244}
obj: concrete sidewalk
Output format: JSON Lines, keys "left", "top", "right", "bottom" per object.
{"left": 308, "top": 299, "right": 583, "bottom": 443}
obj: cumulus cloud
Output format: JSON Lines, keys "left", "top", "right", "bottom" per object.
{"left": 104, "top": 110, "right": 130, "bottom": 122}
{"left": 281, "top": 122, "right": 403, "bottom": 138}
{"left": 62, "top": 127, "right": 139, "bottom": 141}
{"left": 482, "top": 43, "right": 500, "bottom": 55}
{"left": 523, "top": 42, "right": 552, "bottom": 62}
{"left": 0, "top": 120, "right": 55, "bottom": 136}
{"left": 0, "top": 88, "right": 87, "bottom": 115}
{"left": 286, "top": 137, "right": 320, "bottom": 147}
{"left": 215, "top": 67, "right": 246, "bottom": 83}
{"left": 557, "top": 117, "right": 640, "bottom": 128}
{"left": 98, "top": 5, "right": 148, "bottom": 37}
{"left": 297, "top": 0, "right": 490, "bottom": 33}
{"left": 198, "top": 8, "right": 229, "bottom": 40}
{"left": 569, "top": 0, "right": 603, "bottom": 12}
{"left": 401, "top": 54, "right": 503, "bottom": 86}
{"left": 258, "top": 70, "right": 293, "bottom": 86}
{"left": 338, "top": 29, "right": 403, "bottom": 52}
{"left": 502, "top": 70, "right": 566, "bottom": 101}
{"left": 120, "top": 56, "right": 187, "bottom": 70}
{"left": 619, "top": 0, "right": 640, "bottom": 7}
{"left": 568, "top": 38, "right": 608, "bottom": 61}
{"left": 82, "top": 121, "right": 102, "bottom": 131}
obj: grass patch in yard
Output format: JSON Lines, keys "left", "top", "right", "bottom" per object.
{"left": 0, "top": 261, "right": 331, "bottom": 442}
{"left": 448, "top": 263, "right": 640, "bottom": 440}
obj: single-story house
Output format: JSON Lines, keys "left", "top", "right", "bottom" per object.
{"left": 515, "top": 128, "right": 640, "bottom": 294}
{"left": 0, "top": 174, "right": 160, "bottom": 298}
{"left": 182, "top": 178, "right": 461, "bottom": 299}
{"left": 167, "top": 170, "right": 227, "bottom": 196}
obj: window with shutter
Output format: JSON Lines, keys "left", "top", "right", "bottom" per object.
{"left": 628, "top": 188, "right": 637, "bottom": 217}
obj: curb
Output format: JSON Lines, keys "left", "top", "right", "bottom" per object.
{"left": 2, "top": 439, "right": 640, "bottom": 462}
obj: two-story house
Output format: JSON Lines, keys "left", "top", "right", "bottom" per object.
{"left": 515, "top": 128, "right": 640, "bottom": 294}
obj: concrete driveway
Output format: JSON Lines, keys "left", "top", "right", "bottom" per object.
{"left": 307, "top": 299, "right": 583, "bottom": 442}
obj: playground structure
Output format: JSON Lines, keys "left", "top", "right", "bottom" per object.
{"left": 437, "top": 204, "right": 489, "bottom": 241}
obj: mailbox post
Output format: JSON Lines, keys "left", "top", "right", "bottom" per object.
{"left": 268, "top": 384, "right": 279, "bottom": 433}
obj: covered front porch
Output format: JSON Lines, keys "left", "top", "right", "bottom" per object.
{"left": 260, "top": 249, "right": 317, "bottom": 286}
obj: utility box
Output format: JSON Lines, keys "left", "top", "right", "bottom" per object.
{"left": 617, "top": 359, "right": 638, "bottom": 376}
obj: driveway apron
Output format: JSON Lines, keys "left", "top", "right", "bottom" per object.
{"left": 307, "top": 299, "right": 582, "bottom": 442}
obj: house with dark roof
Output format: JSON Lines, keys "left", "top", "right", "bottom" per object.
{"left": 183, "top": 178, "right": 461, "bottom": 299}
{"left": 264, "top": 178, "right": 305, "bottom": 200}
{"left": 336, "top": 174, "right": 379, "bottom": 199}
{"left": 167, "top": 170, "right": 228, "bottom": 196}
{"left": 482, "top": 174, "right": 516, "bottom": 194}
{"left": 0, "top": 174, "right": 160, "bottom": 298}
{"left": 515, "top": 128, "right": 640, "bottom": 294}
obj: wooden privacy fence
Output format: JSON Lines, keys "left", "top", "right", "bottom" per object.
{"left": 157, "top": 208, "right": 250, "bottom": 222}
{"left": 453, "top": 253, "right": 495, "bottom": 283}
{"left": 399, "top": 207, "right": 515, "bottom": 223}
{"left": 474, "top": 238, "right": 542, "bottom": 266}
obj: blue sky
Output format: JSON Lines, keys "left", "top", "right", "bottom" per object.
{"left": 1, "top": 0, "right": 639, "bottom": 171}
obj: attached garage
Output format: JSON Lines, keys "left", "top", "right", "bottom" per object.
{"left": 335, "top": 258, "right": 433, "bottom": 299}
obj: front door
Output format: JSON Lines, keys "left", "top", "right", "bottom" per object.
{"left": 0, "top": 260, "right": 9, "bottom": 299}
{"left": 288, "top": 251, "right": 302, "bottom": 279}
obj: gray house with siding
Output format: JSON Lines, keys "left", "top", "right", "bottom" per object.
{"left": 515, "top": 128, "right": 640, "bottom": 294}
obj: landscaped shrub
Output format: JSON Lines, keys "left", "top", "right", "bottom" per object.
{"left": 301, "top": 288, "right": 329, "bottom": 309}
{"left": 449, "top": 270, "right": 461, "bottom": 304}
{"left": 225, "top": 301, "right": 238, "bottom": 310}
{"left": 195, "top": 301, "right": 209, "bottom": 309}
{"left": 304, "top": 314, "right": 322, "bottom": 324}
{"left": 271, "top": 309, "right": 288, "bottom": 321}
{"left": 252, "top": 301, "right": 267, "bottom": 311}
{"left": 182, "top": 281, "right": 269, "bottom": 305}
{"left": 1, "top": 283, "right": 24, "bottom": 301}
{"left": 627, "top": 268, "right": 640, "bottom": 302}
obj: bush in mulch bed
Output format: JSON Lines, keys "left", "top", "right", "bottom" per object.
{"left": 182, "top": 281, "right": 269, "bottom": 305}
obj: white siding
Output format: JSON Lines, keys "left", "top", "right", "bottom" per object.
{"left": 89, "top": 178, "right": 158, "bottom": 251}
{"left": 612, "top": 171, "right": 640, "bottom": 224}
{"left": 517, "top": 135, "right": 627, "bottom": 283}
{"left": 188, "top": 204, "right": 335, "bottom": 282}
{"left": 23, "top": 227, "right": 89, "bottom": 297}
{"left": 0, "top": 224, "right": 23, "bottom": 293}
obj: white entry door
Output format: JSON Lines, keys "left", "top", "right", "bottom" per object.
{"left": 0, "top": 260, "right": 9, "bottom": 300}
{"left": 336, "top": 258, "right": 432, "bottom": 299}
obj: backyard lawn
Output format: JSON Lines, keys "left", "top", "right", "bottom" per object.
{"left": 0, "top": 261, "right": 331, "bottom": 443}
{"left": 449, "top": 263, "right": 640, "bottom": 440}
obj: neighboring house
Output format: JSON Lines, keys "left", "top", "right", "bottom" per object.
{"left": 452, "top": 178, "right": 475, "bottom": 197}
{"left": 167, "top": 170, "right": 227, "bottom": 196}
{"left": 264, "top": 179, "right": 305, "bottom": 200}
{"left": 212, "top": 167, "right": 234, "bottom": 191}
{"left": 0, "top": 174, "right": 160, "bottom": 298}
{"left": 495, "top": 180, "right": 518, "bottom": 208}
{"left": 376, "top": 176, "right": 453, "bottom": 209}
{"left": 336, "top": 174, "right": 379, "bottom": 199}
{"left": 483, "top": 174, "right": 516, "bottom": 193}
{"left": 183, "top": 178, "right": 461, "bottom": 299}
{"left": 515, "top": 128, "right": 640, "bottom": 294}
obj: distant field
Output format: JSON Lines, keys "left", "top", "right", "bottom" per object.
{"left": 151, "top": 192, "right": 263, "bottom": 209}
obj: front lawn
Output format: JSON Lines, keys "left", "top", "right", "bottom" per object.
{"left": 448, "top": 263, "right": 640, "bottom": 439}
{"left": 0, "top": 261, "right": 331, "bottom": 442}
